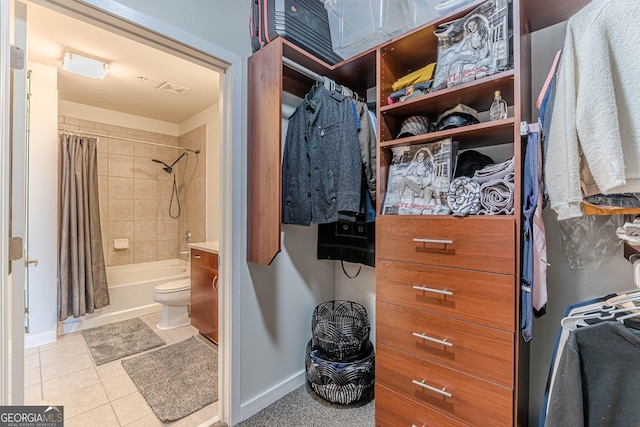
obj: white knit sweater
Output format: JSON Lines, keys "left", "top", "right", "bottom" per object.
{"left": 545, "top": 0, "right": 640, "bottom": 220}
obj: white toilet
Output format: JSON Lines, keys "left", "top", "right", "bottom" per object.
{"left": 153, "top": 278, "right": 191, "bottom": 330}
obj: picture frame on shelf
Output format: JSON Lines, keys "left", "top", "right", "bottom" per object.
{"left": 382, "top": 137, "right": 458, "bottom": 215}
{"left": 431, "top": 0, "right": 511, "bottom": 91}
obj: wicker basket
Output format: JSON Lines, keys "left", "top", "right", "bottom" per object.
{"left": 312, "top": 300, "right": 370, "bottom": 361}
{"left": 305, "top": 339, "right": 375, "bottom": 404}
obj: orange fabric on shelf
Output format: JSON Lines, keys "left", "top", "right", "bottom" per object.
{"left": 582, "top": 202, "right": 640, "bottom": 216}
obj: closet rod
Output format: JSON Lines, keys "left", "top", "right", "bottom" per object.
{"left": 58, "top": 128, "right": 200, "bottom": 154}
{"left": 282, "top": 57, "right": 360, "bottom": 100}
{"left": 282, "top": 57, "right": 324, "bottom": 83}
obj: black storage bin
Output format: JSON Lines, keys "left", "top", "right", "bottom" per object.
{"left": 305, "top": 339, "right": 375, "bottom": 405}
{"left": 251, "top": 0, "right": 344, "bottom": 65}
{"left": 312, "top": 300, "right": 370, "bottom": 362}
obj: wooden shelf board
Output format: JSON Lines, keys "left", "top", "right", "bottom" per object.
{"left": 523, "top": 0, "right": 589, "bottom": 32}
{"left": 379, "top": 118, "right": 515, "bottom": 149}
{"left": 378, "top": 214, "right": 516, "bottom": 220}
{"left": 381, "top": 70, "right": 516, "bottom": 115}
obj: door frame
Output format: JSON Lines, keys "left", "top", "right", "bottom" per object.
{"left": 0, "top": 0, "right": 12, "bottom": 405}
{"left": 4, "top": 0, "right": 244, "bottom": 423}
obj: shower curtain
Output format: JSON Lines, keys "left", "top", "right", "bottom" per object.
{"left": 57, "top": 134, "right": 110, "bottom": 320}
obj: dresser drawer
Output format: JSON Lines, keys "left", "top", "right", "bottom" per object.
{"left": 377, "top": 343, "right": 513, "bottom": 427}
{"left": 376, "top": 260, "right": 515, "bottom": 331}
{"left": 377, "top": 301, "right": 514, "bottom": 388}
{"left": 376, "top": 384, "right": 468, "bottom": 427}
{"left": 376, "top": 215, "right": 515, "bottom": 274}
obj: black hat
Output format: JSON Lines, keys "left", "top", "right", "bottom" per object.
{"left": 436, "top": 104, "right": 480, "bottom": 131}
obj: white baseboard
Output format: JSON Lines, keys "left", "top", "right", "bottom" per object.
{"left": 240, "top": 370, "right": 305, "bottom": 422}
{"left": 57, "top": 304, "right": 161, "bottom": 335}
{"left": 25, "top": 330, "right": 57, "bottom": 349}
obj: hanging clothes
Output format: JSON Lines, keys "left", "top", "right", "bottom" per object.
{"left": 354, "top": 100, "right": 377, "bottom": 204}
{"left": 546, "top": 319, "right": 640, "bottom": 426}
{"left": 521, "top": 127, "right": 540, "bottom": 341}
{"left": 282, "top": 84, "right": 362, "bottom": 226}
{"left": 545, "top": 0, "right": 640, "bottom": 220}
{"left": 538, "top": 296, "right": 613, "bottom": 427}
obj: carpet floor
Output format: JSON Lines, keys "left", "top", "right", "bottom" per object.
{"left": 81, "top": 317, "right": 165, "bottom": 365}
{"left": 122, "top": 335, "right": 218, "bottom": 422}
{"left": 233, "top": 385, "right": 374, "bottom": 427}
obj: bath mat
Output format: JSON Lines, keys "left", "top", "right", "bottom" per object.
{"left": 81, "top": 318, "right": 165, "bottom": 366}
{"left": 122, "top": 336, "right": 217, "bottom": 422}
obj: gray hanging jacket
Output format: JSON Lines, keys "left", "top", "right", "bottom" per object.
{"left": 282, "top": 85, "right": 362, "bottom": 226}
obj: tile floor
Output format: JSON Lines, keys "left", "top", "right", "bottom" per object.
{"left": 25, "top": 312, "right": 218, "bottom": 427}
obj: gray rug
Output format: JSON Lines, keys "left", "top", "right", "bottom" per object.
{"left": 81, "top": 318, "right": 165, "bottom": 365}
{"left": 122, "top": 336, "right": 218, "bottom": 422}
{"left": 236, "top": 385, "right": 374, "bottom": 427}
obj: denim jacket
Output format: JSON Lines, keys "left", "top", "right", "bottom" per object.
{"left": 282, "top": 85, "right": 362, "bottom": 225}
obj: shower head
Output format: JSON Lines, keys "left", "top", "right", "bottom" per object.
{"left": 151, "top": 158, "right": 174, "bottom": 174}
{"left": 152, "top": 151, "right": 192, "bottom": 174}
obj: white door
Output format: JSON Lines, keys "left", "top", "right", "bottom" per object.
{"left": 0, "top": 0, "right": 28, "bottom": 405}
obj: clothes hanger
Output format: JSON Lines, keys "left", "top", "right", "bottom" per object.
{"left": 604, "top": 290, "right": 640, "bottom": 307}
{"left": 561, "top": 303, "right": 640, "bottom": 331}
{"left": 323, "top": 76, "right": 332, "bottom": 91}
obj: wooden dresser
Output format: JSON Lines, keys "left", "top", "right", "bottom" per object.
{"left": 375, "top": 216, "right": 517, "bottom": 425}
{"left": 373, "top": 1, "right": 525, "bottom": 425}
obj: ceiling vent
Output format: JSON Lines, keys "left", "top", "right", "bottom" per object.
{"left": 157, "top": 81, "right": 190, "bottom": 95}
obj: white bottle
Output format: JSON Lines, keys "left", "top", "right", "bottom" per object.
{"left": 489, "top": 90, "right": 508, "bottom": 120}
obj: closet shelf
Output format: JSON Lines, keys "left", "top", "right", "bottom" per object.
{"left": 380, "top": 70, "right": 515, "bottom": 116}
{"left": 380, "top": 213, "right": 516, "bottom": 220}
{"left": 379, "top": 118, "right": 515, "bottom": 149}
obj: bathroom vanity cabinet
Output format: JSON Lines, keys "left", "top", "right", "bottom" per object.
{"left": 190, "top": 248, "right": 218, "bottom": 344}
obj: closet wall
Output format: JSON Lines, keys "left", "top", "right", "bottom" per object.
{"left": 528, "top": 21, "right": 635, "bottom": 426}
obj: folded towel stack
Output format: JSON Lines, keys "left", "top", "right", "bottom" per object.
{"left": 478, "top": 178, "right": 515, "bottom": 214}
{"left": 447, "top": 156, "right": 516, "bottom": 216}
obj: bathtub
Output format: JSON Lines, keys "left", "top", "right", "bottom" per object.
{"left": 59, "top": 259, "right": 190, "bottom": 335}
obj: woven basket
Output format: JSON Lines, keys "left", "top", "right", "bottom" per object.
{"left": 312, "top": 300, "right": 370, "bottom": 361}
{"left": 305, "top": 339, "right": 375, "bottom": 405}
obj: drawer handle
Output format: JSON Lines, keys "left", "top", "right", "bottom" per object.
{"left": 412, "top": 285, "right": 453, "bottom": 296}
{"left": 193, "top": 254, "right": 202, "bottom": 259}
{"left": 212, "top": 275, "right": 218, "bottom": 291}
{"left": 412, "top": 379, "right": 452, "bottom": 398}
{"left": 413, "top": 238, "right": 453, "bottom": 245}
{"left": 412, "top": 332, "right": 453, "bottom": 347}
{"left": 412, "top": 425, "right": 425, "bottom": 427}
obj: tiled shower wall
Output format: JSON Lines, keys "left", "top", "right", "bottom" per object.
{"left": 59, "top": 116, "right": 206, "bottom": 266}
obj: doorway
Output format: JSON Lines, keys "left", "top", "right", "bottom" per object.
{"left": 15, "top": 0, "right": 234, "bottom": 424}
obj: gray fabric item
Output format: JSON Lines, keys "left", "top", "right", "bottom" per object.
{"left": 123, "top": 336, "right": 218, "bottom": 423}
{"left": 57, "top": 134, "right": 109, "bottom": 320}
{"left": 237, "top": 385, "right": 374, "bottom": 427}
{"left": 546, "top": 321, "right": 640, "bottom": 426}
{"left": 355, "top": 100, "right": 377, "bottom": 203}
{"left": 472, "top": 156, "right": 515, "bottom": 184}
{"left": 478, "top": 178, "right": 515, "bottom": 215}
{"left": 82, "top": 318, "right": 165, "bottom": 365}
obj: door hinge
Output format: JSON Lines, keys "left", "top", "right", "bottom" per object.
{"left": 8, "top": 237, "right": 23, "bottom": 261}
{"left": 10, "top": 45, "right": 25, "bottom": 70}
